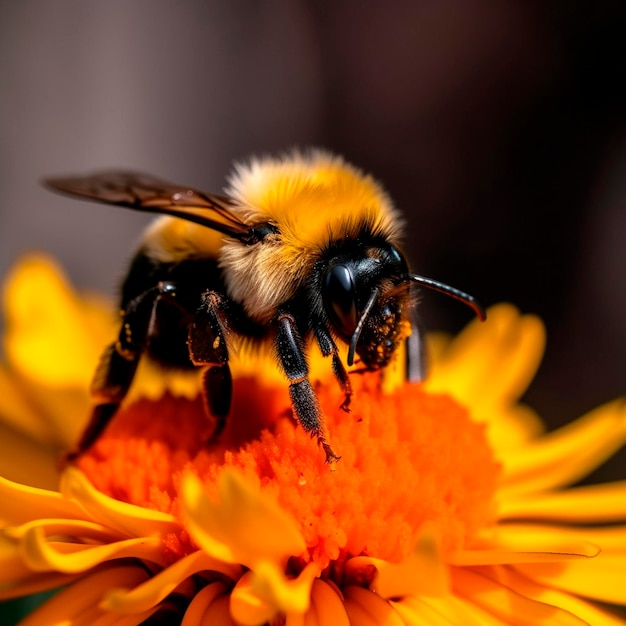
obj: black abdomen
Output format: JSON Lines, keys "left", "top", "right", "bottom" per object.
{"left": 119, "top": 251, "right": 226, "bottom": 369}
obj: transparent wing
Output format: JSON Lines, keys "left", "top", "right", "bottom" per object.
{"left": 43, "top": 170, "right": 253, "bottom": 241}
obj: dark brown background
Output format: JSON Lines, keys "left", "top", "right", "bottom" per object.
{"left": 1, "top": 1, "right": 624, "bottom": 481}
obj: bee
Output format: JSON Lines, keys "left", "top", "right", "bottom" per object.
{"left": 44, "top": 150, "right": 484, "bottom": 463}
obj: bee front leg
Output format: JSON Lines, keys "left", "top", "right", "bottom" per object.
{"left": 276, "top": 313, "right": 340, "bottom": 464}
{"left": 188, "top": 291, "right": 232, "bottom": 438}
{"left": 315, "top": 325, "right": 353, "bottom": 412}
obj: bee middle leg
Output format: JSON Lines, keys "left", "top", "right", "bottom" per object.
{"left": 315, "top": 325, "right": 352, "bottom": 411}
{"left": 188, "top": 290, "right": 232, "bottom": 439}
{"left": 276, "top": 313, "right": 340, "bottom": 463}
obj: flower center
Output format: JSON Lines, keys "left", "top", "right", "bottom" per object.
{"left": 78, "top": 371, "right": 500, "bottom": 570}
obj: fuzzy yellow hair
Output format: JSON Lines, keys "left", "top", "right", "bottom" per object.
{"left": 220, "top": 149, "right": 403, "bottom": 322}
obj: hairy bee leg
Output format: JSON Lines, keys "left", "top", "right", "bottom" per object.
{"left": 65, "top": 342, "right": 140, "bottom": 461}
{"left": 276, "top": 313, "right": 341, "bottom": 463}
{"left": 405, "top": 307, "right": 426, "bottom": 382}
{"left": 315, "top": 326, "right": 353, "bottom": 411}
{"left": 188, "top": 291, "right": 232, "bottom": 435}
{"left": 68, "top": 282, "right": 180, "bottom": 462}
{"left": 117, "top": 282, "right": 177, "bottom": 356}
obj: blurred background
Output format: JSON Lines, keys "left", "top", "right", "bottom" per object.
{"left": 1, "top": 1, "right": 625, "bottom": 475}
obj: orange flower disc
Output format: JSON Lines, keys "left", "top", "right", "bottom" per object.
{"left": 79, "top": 371, "right": 500, "bottom": 571}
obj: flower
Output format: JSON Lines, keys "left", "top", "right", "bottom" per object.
{"left": 1, "top": 254, "right": 625, "bottom": 625}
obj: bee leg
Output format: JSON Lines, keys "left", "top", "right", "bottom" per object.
{"left": 67, "top": 281, "right": 178, "bottom": 462}
{"left": 276, "top": 313, "right": 341, "bottom": 464}
{"left": 188, "top": 291, "right": 232, "bottom": 439}
{"left": 315, "top": 326, "right": 352, "bottom": 412}
{"left": 405, "top": 307, "right": 426, "bottom": 382}
{"left": 65, "top": 342, "right": 140, "bottom": 462}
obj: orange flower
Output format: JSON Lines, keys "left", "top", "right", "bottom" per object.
{"left": 1, "top": 255, "right": 625, "bottom": 625}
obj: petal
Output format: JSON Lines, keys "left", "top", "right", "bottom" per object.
{"left": 21, "top": 526, "right": 164, "bottom": 573}
{"left": 60, "top": 467, "right": 180, "bottom": 537}
{"left": 391, "top": 594, "right": 483, "bottom": 626}
{"left": 181, "top": 471, "right": 305, "bottom": 568}
{"left": 345, "top": 526, "right": 449, "bottom": 599}
{"left": 3, "top": 254, "right": 112, "bottom": 388}
{"left": 197, "top": 592, "right": 237, "bottom": 626}
{"left": 451, "top": 566, "right": 588, "bottom": 625}
{"left": 0, "top": 366, "right": 56, "bottom": 444}
{"left": 500, "top": 399, "right": 626, "bottom": 494}
{"left": 308, "top": 579, "right": 350, "bottom": 626}
{"left": 426, "top": 305, "right": 544, "bottom": 413}
{"left": 15, "top": 563, "right": 150, "bottom": 626}
{"left": 343, "top": 585, "right": 405, "bottom": 626}
{"left": 230, "top": 561, "right": 318, "bottom": 625}
{"left": 499, "top": 480, "right": 626, "bottom": 523}
{"left": 0, "top": 534, "right": 78, "bottom": 599}
{"left": 5, "top": 518, "right": 123, "bottom": 542}
{"left": 479, "top": 564, "right": 626, "bottom": 626}
{"left": 102, "top": 551, "right": 241, "bottom": 614}
{"left": 180, "top": 582, "right": 231, "bottom": 626}
{"left": 513, "top": 552, "right": 626, "bottom": 605}
{"left": 0, "top": 422, "right": 59, "bottom": 491}
{"left": 489, "top": 522, "right": 626, "bottom": 552}
{"left": 448, "top": 540, "right": 599, "bottom": 566}
{"left": 0, "top": 474, "right": 85, "bottom": 526}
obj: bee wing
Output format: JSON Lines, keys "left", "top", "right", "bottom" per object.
{"left": 43, "top": 170, "right": 253, "bottom": 241}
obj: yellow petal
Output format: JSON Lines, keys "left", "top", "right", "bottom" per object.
{"left": 0, "top": 422, "right": 59, "bottom": 491}
{"left": 5, "top": 518, "right": 122, "bottom": 543}
{"left": 0, "top": 474, "right": 85, "bottom": 526}
{"left": 499, "top": 480, "right": 626, "bottom": 523}
{"left": 500, "top": 399, "right": 626, "bottom": 494}
{"left": 16, "top": 563, "right": 149, "bottom": 626}
{"left": 102, "top": 550, "right": 241, "bottom": 614}
{"left": 391, "top": 594, "right": 488, "bottom": 626}
{"left": 452, "top": 567, "right": 587, "bottom": 625}
{"left": 60, "top": 467, "right": 179, "bottom": 537}
{"left": 489, "top": 522, "right": 626, "bottom": 552}
{"left": 181, "top": 471, "right": 305, "bottom": 568}
{"left": 3, "top": 254, "right": 111, "bottom": 388}
{"left": 230, "top": 561, "right": 318, "bottom": 625}
{"left": 197, "top": 591, "right": 237, "bottom": 626}
{"left": 21, "top": 526, "right": 164, "bottom": 573}
{"left": 0, "top": 366, "right": 57, "bottom": 444}
{"left": 0, "top": 534, "right": 78, "bottom": 599}
{"left": 449, "top": 539, "right": 599, "bottom": 566}
{"left": 230, "top": 570, "right": 277, "bottom": 626}
{"left": 426, "top": 305, "right": 545, "bottom": 413}
{"left": 343, "top": 585, "right": 405, "bottom": 626}
{"left": 346, "top": 526, "right": 449, "bottom": 598}
{"left": 513, "top": 552, "right": 626, "bottom": 605}
{"left": 479, "top": 564, "right": 626, "bottom": 626}
{"left": 485, "top": 404, "right": 545, "bottom": 451}
{"left": 309, "top": 579, "right": 350, "bottom": 626}
{"left": 180, "top": 582, "right": 230, "bottom": 626}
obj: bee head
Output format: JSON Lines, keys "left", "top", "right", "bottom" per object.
{"left": 321, "top": 243, "right": 412, "bottom": 369}
{"left": 321, "top": 242, "right": 485, "bottom": 369}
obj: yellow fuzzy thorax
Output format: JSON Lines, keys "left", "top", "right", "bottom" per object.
{"left": 220, "top": 150, "right": 404, "bottom": 322}
{"left": 226, "top": 150, "right": 402, "bottom": 247}
{"left": 141, "top": 215, "right": 225, "bottom": 261}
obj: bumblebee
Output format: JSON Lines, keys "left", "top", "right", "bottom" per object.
{"left": 45, "top": 150, "right": 484, "bottom": 463}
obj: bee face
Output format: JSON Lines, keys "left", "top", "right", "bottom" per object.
{"left": 321, "top": 241, "right": 411, "bottom": 368}
{"left": 356, "top": 296, "right": 411, "bottom": 368}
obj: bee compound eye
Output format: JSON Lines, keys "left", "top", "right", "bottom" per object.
{"left": 323, "top": 264, "right": 358, "bottom": 338}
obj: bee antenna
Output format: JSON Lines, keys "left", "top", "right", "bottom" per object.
{"left": 347, "top": 288, "right": 379, "bottom": 366}
{"left": 408, "top": 274, "right": 486, "bottom": 321}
